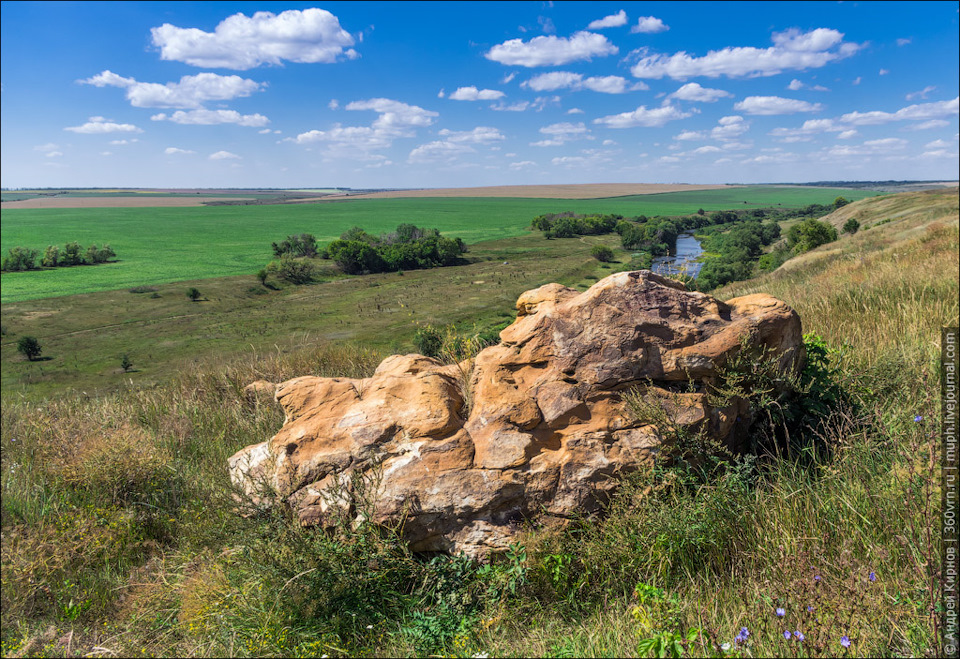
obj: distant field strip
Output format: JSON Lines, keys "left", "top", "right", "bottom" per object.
{"left": 0, "top": 186, "right": 881, "bottom": 303}
{"left": 305, "top": 183, "right": 736, "bottom": 201}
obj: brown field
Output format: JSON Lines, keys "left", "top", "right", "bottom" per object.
{"left": 294, "top": 182, "right": 738, "bottom": 201}
{"left": 1, "top": 196, "right": 254, "bottom": 209}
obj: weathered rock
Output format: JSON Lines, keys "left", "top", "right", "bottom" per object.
{"left": 229, "top": 271, "right": 804, "bottom": 557}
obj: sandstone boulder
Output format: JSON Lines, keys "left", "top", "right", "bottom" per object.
{"left": 229, "top": 271, "right": 803, "bottom": 557}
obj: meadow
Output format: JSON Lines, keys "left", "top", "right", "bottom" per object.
{"left": 1, "top": 188, "right": 956, "bottom": 657}
{"left": 0, "top": 186, "right": 879, "bottom": 303}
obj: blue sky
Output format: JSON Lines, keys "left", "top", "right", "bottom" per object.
{"left": 1, "top": 1, "right": 957, "bottom": 189}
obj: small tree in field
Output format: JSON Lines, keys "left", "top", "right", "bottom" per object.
{"left": 187, "top": 287, "right": 202, "bottom": 301}
{"left": 591, "top": 245, "right": 615, "bottom": 262}
{"left": 256, "top": 268, "right": 269, "bottom": 286}
{"left": 17, "top": 336, "right": 42, "bottom": 361}
{"left": 120, "top": 354, "right": 134, "bottom": 373}
{"left": 833, "top": 196, "right": 850, "bottom": 209}
{"left": 842, "top": 218, "right": 861, "bottom": 234}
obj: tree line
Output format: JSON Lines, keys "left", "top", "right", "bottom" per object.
{"left": 2, "top": 242, "right": 116, "bottom": 272}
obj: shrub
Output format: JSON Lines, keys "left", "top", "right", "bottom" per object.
{"left": 186, "top": 287, "right": 202, "bottom": 301}
{"left": 17, "top": 336, "right": 42, "bottom": 361}
{"left": 1, "top": 246, "right": 39, "bottom": 271}
{"left": 256, "top": 268, "right": 268, "bottom": 286}
{"left": 60, "top": 241, "right": 85, "bottom": 266}
{"left": 787, "top": 218, "right": 838, "bottom": 254}
{"left": 41, "top": 245, "right": 60, "bottom": 268}
{"left": 413, "top": 326, "right": 444, "bottom": 358}
{"left": 842, "top": 218, "right": 861, "bottom": 234}
{"left": 274, "top": 256, "right": 316, "bottom": 284}
{"left": 120, "top": 354, "right": 133, "bottom": 373}
{"left": 271, "top": 233, "right": 318, "bottom": 258}
{"left": 591, "top": 245, "right": 615, "bottom": 262}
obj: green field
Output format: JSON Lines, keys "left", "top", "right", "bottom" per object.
{"left": 0, "top": 186, "right": 880, "bottom": 303}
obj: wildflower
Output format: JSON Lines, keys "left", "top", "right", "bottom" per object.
{"left": 366, "top": 624, "right": 373, "bottom": 629}
{"left": 720, "top": 642, "right": 732, "bottom": 652}
{"left": 776, "top": 607, "right": 786, "bottom": 617}
{"left": 735, "top": 627, "right": 749, "bottom": 644}
{"left": 783, "top": 631, "right": 791, "bottom": 640}
{"left": 807, "top": 605, "right": 815, "bottom": 613}
{"left": 814, "top": 575, "right": 821, "bottom": 582}
{"left": 914, "top": 415, "right": 923, "bottom": 422}
{"left": 841, "top": 635, "right": 851, "bottom": 648}
{"left": 471, "top": 653, "right": 490, "bottom": 659}
{"left": 795, "top": 631, "right": 805, "bottom": 642}
{"left": 869, "top": 571, "right": 876, "bottom": 582}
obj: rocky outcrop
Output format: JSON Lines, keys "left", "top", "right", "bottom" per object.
{"left": 229, "top": 271, "right": 804, "bottom": 557}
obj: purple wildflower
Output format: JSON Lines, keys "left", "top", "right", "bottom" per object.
{"left": 735, "top": 627, "right": 749, "bottom": 644}
{"left": 795, "top": 631, "right": 805, "bottom": 642}
{"left": 776, "top": 607, "right": 786, "bottom": 617}
{"left": 914, "top": 415, "right": 923, "bottom": 422}
{"left": 807, "top": 605, "right": 815, "bottom": 613}
{"left": 783, "top": 631, "right": 792, "bottom": 640}
{"left": 841, "top": 635, "right": 851, "bottom": 648}
{"left": 869, "top": 571, "right": 876, "bottom": 582}
{"left": 814, "top": 575, "right": 822, "bottom": 582}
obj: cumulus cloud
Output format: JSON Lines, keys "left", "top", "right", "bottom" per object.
{"left": 522, "top": 71, "right": 637, "bottom": 94}
{"left": 530, "top": 121, "right": 591, "bottom": 146}
{"left": 151, "top": 8, "right": 357, "bottom": 69}
{"left": 408, "top": 140, "right": 475, "bottom": 163}
{"left": 485, "top": 31, "right": 617, "bottom": 67}
{"left": 905, "top": 119, "right": 950, "bottom": 131}
{"left": 567, "top": 107, "right": 585, "bottom": 114}
{"left": 674, "top": 129, "right": 706, "bottom": 141}
{"left": 80, "top": 70, "right": 263, "bottom": 109}
{"left": 897, "top": 38, "right": 912, "bottom": 46}
{"left": 593, "top": 103, "right": 691, "bottom": 128}
{"left": 711, "top": 115, "right": 750, "bottom": 140}
{"left": 437, "top": 127, "right": 505, "bottom": 144}
{"left": 631, "top": 16, "right": 669, "bottom": 34}
{"left": 668, "top": 82, "right": 731, "bottom": 102}
{"left": 151, "top": 109, "right": 269, "bottom": 126}
{"left": 839, "top": 97, "right": 959, "bottom": 125}
{"left": 328, "top": 99, "right": 340, "bottom": 109}
{"left": 490, "top": 100, "right": 530, "bottom": 112}
{"left": 164, "top": 147, "right": 196, "bottom": 155}
{"left": 509, "top": 160, "right": 537, "bottom": 170}
{"left": 837, "top": 129, "right": 858, "bottom": 139}
{"left": 630, "top": 27, "right": 860, "bottom": 79}
{"left": 734, "top": 96, "right": 823, "bottom": 115}
{"left": 448, "top": 86, "right": 505, "bottom": 101}
{"left": 64, "top": 117, "right": 142, "bottom": 134}
{"left": 588, "top": 10, "right": 628, "bottom": 30}
{"left": 209, "top": 150, "right": 240, "bottom": 160}
{"left": 109, "top": 139, "right": 138, "bottom": 145}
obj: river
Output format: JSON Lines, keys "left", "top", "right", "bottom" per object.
{"left": 651, "top": 233, "right": 704, "bottom": 279}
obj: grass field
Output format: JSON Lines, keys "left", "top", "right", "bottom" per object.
{"left": 0, "top": 186, "right": 879, "bottom": 303}
{"left": 1, "top": 189, "right": 955, "bottom": 657}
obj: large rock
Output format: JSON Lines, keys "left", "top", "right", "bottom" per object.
{"left": 229, "top": 271, "right": 803, "bottom": 557}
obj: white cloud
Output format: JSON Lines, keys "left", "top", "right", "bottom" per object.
{"left": 437, "top": 127, "right": 505, "bottom": 144}
{"left": 879, "top": 68, "right": 889, "bottom": 75}
{"left": 64, "top": 117, "right": 142, "bottom": 134}
{"left": 905, "top": 119, "right": 950, "bottom": 131}
{"left": 346, "top": 98, "right": 438, "bottom": 133}
{"left": 588, "top": 10, "right": 628, "bottom": 30}
{"left": 258, "top": 128, "right": 272, "bottom": 134}
{"left": 502, "top": 72, "right": 518, "bottom": 84}
{"left": 328, "top": 99, "right": 339, "bottom": 110}
{"left": 905, "top": 86, "right": 937, "bottom": 101}
{"left": 631, "top": 27, "right": 860, "bottom": 79}
{"left": 33, "top": 143, "right": 60, "bottom": 153}
{"left": 508, "top": 160, "right": 537, "bottom": 170}
{"left": 602, "top": 139, "right": 618, "bottom": 146}
{"left": 594, "top": 104, "right": 691, "bottom": 128}
{"left": 531, "top": 121, "right": 590, "bottom": 146}
{"left": 522, "top": 71, "right": 635, "bottom": 94}
{"left": 734, "top": 96, "right": 823, "bottom": 115}
{"left": 837, "top": 129, "right": 858, "bottom": 139}
{"left": 485, "top": 31, "right": 617, "bottom": 67}
{"left": 852, "top": 77, "right": 862, "bottom": 85}
{"left": 164, "top": 147, "right": 196, "bottom": 155}
{"left": 150, "top": 109, "right": 269, "bottom": 126}
{"left": 209, "top": 150, "right": 240, "bottom": 160}
{"left": 897, "top": 38, "right": 912, "bottom": 46}
{"left": 668, "top": 82, "right": 731, "bottom": 102}
{"left": 925, "top": 139, "right": 951, "bottom": 149}
{"left": 408, "top": 140, "right": 475, "bottom": 163}
{"left": 490, "top": 100, "right": 530, "bottom": 112}
{"left": 674, "top": 129, "right": 706, "bottom": 141}
{"left": 100, "top": 151, "right": 112, "bottom": 156}
{"left": 109, "top": 139, "right": 138, "bottom": 145}
{"left": 840, "top": 97, "right": 959, "bottom": 125}
{"left": 711, "top": 115, "right": 750, "bottom": 140}
{"left": 448, "top": 86, "right": 505, "bottom": 101}
{"left": 151, "top": 8, "right": 357, "bottom": 70}
{"left": 690, "top": 145, "right": 722, "bottom": 154}
{"left": 80, "top": 70, "right": 263, "bottom": 109}
{"left": 631, "top": 16, "right": 669, "bottom": 34}
{"left": 45, "top": 150, "right": 64, "bottom": 158}
{"left": 788, "top": 79, "right": 804, "bottom": 91}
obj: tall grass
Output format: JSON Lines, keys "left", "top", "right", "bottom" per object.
{"left": 1, "top": 216, "right": 955, "bottom": 657}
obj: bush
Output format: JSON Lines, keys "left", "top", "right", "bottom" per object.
{"left": 842, "top": 218, "right": 861, "bottom": 234}
{"left": 591, "top": 245, "right": 615, "bottom": 262}
{"left": 2, "top": 246, "right": 39, "bottom": 272}
{"left": 17, "top": 336, "right": 42, "bottom": 361}
{"left": 271, "top": 233, "right": 318, "bottom": 258}
{"left": 60, "top": 241, "right": 85, "bottom": 266}
{"left": 186, "top": 287, "right": 202, "bottom": 301}
{"left": 41, "top": 245, "right": 60, "bottom": 268}
{"left": 787, "top": 218, "right": 838, "bottom": 254}
{"left": 274, "top": 256, "right": 316, "bottom": 284}
{"left": 413, "top": 326, "right": 444, "bottom": 358}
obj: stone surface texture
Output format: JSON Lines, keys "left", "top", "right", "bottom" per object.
{"left": 229, "top": 271, "right": 803, "bottom": 556}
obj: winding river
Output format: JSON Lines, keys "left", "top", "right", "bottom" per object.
{"left": 651, "top": 233, "right": 704, "bottom": 279}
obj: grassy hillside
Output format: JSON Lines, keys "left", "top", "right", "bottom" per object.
{"left": 0, "top": 186, "right": 879, "bottom": 303}
{"left": 1, "top": 188, "right": 955, "bottom": 657}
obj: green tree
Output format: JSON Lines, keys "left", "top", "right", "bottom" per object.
{"left": 1, "top": 246, "right": 40, "bottom": 272}
{"left": 833, "top": 196, "right": 850, "bottom": 208}
{"left": 591, "top": 245, "right": 615, "bottom": 262}
{"left": 787, "top": 218, "right": 839, "bottom": 254}
{"left": 120, "top": 354, "right": 134, "bottom": 372}
{"left": 60, "top": 241, "right": 85, "bottom": 266}
{"left": 842, "top": 218, "right": 861, "bottom": 234}
{"left": 186, "top": 287, "right": 202, "bottom": 301}
{"left": 256, "top": 268, "right": 269, "bottom": 286}
{"left": 17, "top": 336, "right": 42, "bottom": 361}
{"left": 275, "top": 256, "right": 316, "bottom": 284}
